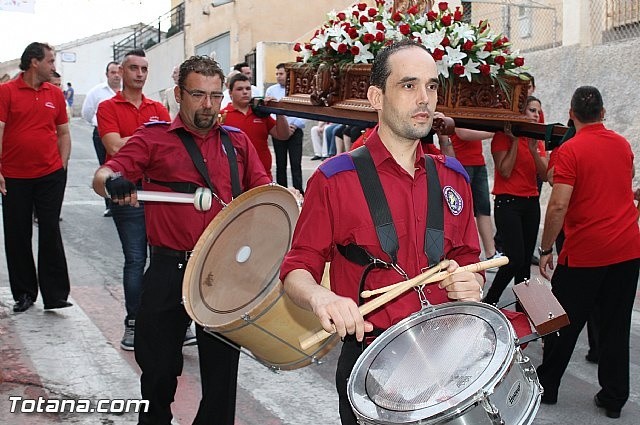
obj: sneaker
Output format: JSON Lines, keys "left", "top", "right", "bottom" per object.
{"left": 485, "top": 251, "right": 503, "bottom": 273}
{"left": 121, "top": 319, "right": 135, "bottom": 351}
{"left": 183, "top": 326, "right": 197, "bottom": 347}
{"left": 103, "top": 208, "right": 112, "bottom": 217}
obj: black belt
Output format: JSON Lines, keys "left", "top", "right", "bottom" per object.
{"left": 150, "top": 246, "right": 193, "bottom": 262}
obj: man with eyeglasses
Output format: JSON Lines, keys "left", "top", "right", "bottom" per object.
{"left": 96, "top": 49, "right": 171, "bottom": 351}
{"left": 92, "top": 56, "right": 278, "bottom": 425}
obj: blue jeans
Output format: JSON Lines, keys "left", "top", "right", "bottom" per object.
{"left": 111, "top": 202, "right": 147, "bottom": 321}
{"left": 325, "top": 124, "right": 341, "bottom": 157}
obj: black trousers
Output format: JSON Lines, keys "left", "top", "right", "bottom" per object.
{"left": 135, "top": 253, "right": 240, "bottom": 425}
{"left": 484, "top": 195, "right": 540, "bottom": 306}
{"left": 335, "top": 339, "right": 367, "bottom": 425}
{"left": 272, "top": 128, "right": 304, "bottom": 193}
{"left": 536, "top": 259, "right": 639, "bottom": 409}
{"left": 2, "top": 168, "right": 70, "bottom": 304}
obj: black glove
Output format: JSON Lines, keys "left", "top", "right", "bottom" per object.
{"left": 105, "top": 174, "right": 136, "bottom": 200}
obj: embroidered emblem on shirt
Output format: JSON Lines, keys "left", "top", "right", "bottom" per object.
{"left": 443, "top": 185, "right": 463, "bottom": 216}
{"left": 45, "top": 102, "right": 55, "bottom": 109}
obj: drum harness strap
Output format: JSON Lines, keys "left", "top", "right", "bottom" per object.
{"left": 146, "top": 127, "right": 243, "bottom": 207}
{"left": 338, "top": 146, "right": 444, "bottom": 310}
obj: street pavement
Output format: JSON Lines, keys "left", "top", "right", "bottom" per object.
{"left": 1, "top": 118, "right": 639, "bottom": 424}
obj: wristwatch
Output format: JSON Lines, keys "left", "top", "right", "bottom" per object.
{"left": 538, "top": 246, "right": 553, "bottom": 256}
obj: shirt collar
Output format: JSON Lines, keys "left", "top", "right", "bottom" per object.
{"left": 366, "top": 126, "right": 426, "bottom": 169}
{"left": 168, "top": 114, "right": 222, "bottom": 139}
{"left": 15, "top": 73, "right": 51, "bottom": 91}
{"left": 577, "top": 122, "right": 605, "bottom": 134}
{"left": 113, "top": 90, "right": 153, "bottom": 106}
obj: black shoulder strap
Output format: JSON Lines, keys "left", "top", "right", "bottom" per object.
{"left": 424, "top": 155, "right": 444, "bottom": 267}
{"left": 350, "top": 146, "right": 399, "bottom": 264}
{"left": 175, "top": 127, "right": 242, "bottom": 199}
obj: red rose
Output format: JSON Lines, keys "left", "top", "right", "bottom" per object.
{"left": 399, "top": 23, "right": 411, "bottom": 35}
{"left": 438, "top": 2, "right": 449, "bottom": 11}
{"left": 305, "top": 43, "right": 311, "bottom": 50}
{"left": 407, "top": 5, "right": 418, "bottom": 15}
{"left": 441, "top": 36, "right": 450, "bottom": 47}
{"left": 314, "top": 29, "right": 320, "bottom": 37}
{"left": 392, "top": 11, "right": 402, "bottom": 21}
{"left": 431, "top": 48, "right": 445, "bottom": 61}
{"left": 351, "top": 45, "right": 360, "bottom": 55}
{"left": 427, "top": 10, "right": 438, "bottom": 21}
{"left": 454, "top": 7, "right": 463, "bottom": 21}
{"left": 501, "top": 36, "right": 510, "bottom": 43}
{"left": 352, "top": 10, "right": 359, "bottom": 17}
{"left": 296, "top": 56, "right": 303, "bottom": 62}
{"left": 358, "top": 3, "right": 367, "bottom": 11}
{"left": 348, "top": 28, "right": 359, "bottom": 39}
{"left": 483, "top": 41, "right": 493, "bottom": 52}
{"left": 368, "top": 7, "right": 377, "bottom": 17}
{"left": 479, "top": 64, "right": 490, "bottom": 75}
{"left": 337, "top": 43, "right": 348, "bottom": 54}
{"left": 375, "top": 31, "right": 385, "bottom": 42}
{"left": 494, "top": 55, "right": 506, "bottom": 66}
{"left": 294, "top": 43, "right": 302, "bottom": 52}
{"left": 441, "top": 15, "right": 452, "bottom": 26}
{"left": 336, "top": 12, "right": 346, "bottom": 21}
{"left": 375, "top": 0, "right": 385, "bottom": 4}
{"left": 478, "top": 20, "right": 488, "bottom": 32}
{"left": 359, "top": 15, "right": 369, "bottom": 24}
{"left": 494, "top": 39, "right": 502, "bottom": 48}
{"left": 376, "top": 22, "right": 386, "bottom": 31}
{"left": 453, "top": 64, "right": 465, "bottom": 75}
{"left": 463, "top": 40, "right": 474, "bottom": 51}
{"left": 363, "top": 33, "right": 375, "bottom": 44}
{"left": 514, "top": 57, "right": 525, "bottom": 67}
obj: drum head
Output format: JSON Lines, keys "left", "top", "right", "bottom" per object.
{"left": 348, "top": 302, "right": 515, "bottom": 424}
{"left": 183, "top": 185, "right": 299, "bottom": 328}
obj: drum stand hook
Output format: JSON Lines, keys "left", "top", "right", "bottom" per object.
{"left": 479, "top": 393, "right": 505, "bottom": 425}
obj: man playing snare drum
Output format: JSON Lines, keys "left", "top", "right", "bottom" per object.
{"left": 92, "top": 56, "right": 289, "bottom": 425}
{"left": 280, "top": 40, "right": 484, "bottom": 425}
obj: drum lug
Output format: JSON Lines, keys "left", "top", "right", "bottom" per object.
{"left": 480, "top": 394, "right": 505, "bottom": 425}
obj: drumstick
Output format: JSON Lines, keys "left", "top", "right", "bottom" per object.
{"left": 361, "top": 256, "right": 509, "bottom": 298}
{"left": 136, "top": 188, "right": 213, "bottom": 211}
{"left": 299, "top": 259, "right": 450, "bottom": 351}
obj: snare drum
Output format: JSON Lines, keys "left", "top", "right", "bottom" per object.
{"left": 183, "top": 185, "right": 337, "bottom": 370}
{"left": 348, "top": 302, "right": 542, "bottom": 425}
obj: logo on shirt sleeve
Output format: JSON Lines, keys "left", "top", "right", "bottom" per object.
{"left": 443, "top": 185, "right": 463, "bottom": 216}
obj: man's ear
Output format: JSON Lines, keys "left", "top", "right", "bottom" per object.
{"left": 367, "top": 85, "right": 383, "bottom": 111}
{"left": 601, "top": 107, "right": 606, "bottom": 121}
{"left": 174, "top": 85, "right": 181, "bottom": 103}
{"left": 568, "top": 108, "right": 575, "bottom": 121}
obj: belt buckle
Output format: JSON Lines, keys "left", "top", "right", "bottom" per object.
{"left": 184, "top": 250, "right": 194, "bottom": 262}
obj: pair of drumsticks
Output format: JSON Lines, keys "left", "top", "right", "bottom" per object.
{"left": 299, "top": 256, "right": 509, "bottom": 350}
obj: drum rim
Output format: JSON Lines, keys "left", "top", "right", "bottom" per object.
{"left": 348, "top": 302, "right": 516, "bottom": 424}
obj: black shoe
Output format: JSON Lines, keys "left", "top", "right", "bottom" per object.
{"left": 594, "top": 395, "right": 621, "bottom": 419}
{"left": 103, "top": 208, "right": 112, "bottom": 217}
{"left": 531, "top": 254, "right": 540, "bottom": 266}
{"left": 13, "top": 295, "right": 35, "bottom": 313}
{"left": 585, "top": 353, "right": 599, "bottom": 364}
{"left": 310, "top": 155, "right": 322, "bottom": 161}
{"left": 44, "top": 300, "right": 73, "bottom": 310}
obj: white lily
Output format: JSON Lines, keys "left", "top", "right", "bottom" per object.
{"left": 352, "top": 41, "right": 375, "bottom": 64}
{"left": 310, "top": 32, "right": 329, "bottom": 52}
{"left": 436, "top": 57, "right": 450, "bottom": 79}
{"left": 422, "top": 28, "right": 447, "bottom": 52}
{"left": 452, "top": 23, "right": 476, "bottom": 43}
{"left": 475, "top": 50, "right": 491, "bottom": 60}
{"left": 445, "top": 46, "right": 467, "bottom": 66}
{"left": 461, "top": 60, "right": 481, "bottom": 82}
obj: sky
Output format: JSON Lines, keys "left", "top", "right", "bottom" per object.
{"left": 0, "top": 0, "right": 171, "bottom": 62}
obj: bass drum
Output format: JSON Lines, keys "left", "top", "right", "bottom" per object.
{"left": 348, "top": 302, "right": 542, "bottom": 424}
{"left": 183, "top": 185, "right": 337, "bottom": 370}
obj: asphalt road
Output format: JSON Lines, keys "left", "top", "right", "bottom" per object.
{"left": 0, "top": 117, "right": 638, "bottom": 424}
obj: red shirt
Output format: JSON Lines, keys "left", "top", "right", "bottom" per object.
{"left": 103, "top": 116, "right": 271, "bottom": 250}
{"left": 280, "top": 129, "right": 481, "bottom": 330}
{"left": 491, "top": 132, "right": 546, "bottom": 196}
{"left": 451, "top": 134, "right": 485, "bottom": 166}
{"left": 97, "top": 91, "right": 170, "bottom": 160}
{"left": 553, "top": 123, "right": 640, "bottom": 267}
{"left": 0, "top": 74, "right": 68, "bottom": 178}
{"left": 221, "top": 104, "right": 274, "bottom": 178}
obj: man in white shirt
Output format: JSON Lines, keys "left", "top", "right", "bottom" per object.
{"left": 162, "top": 65, "right": 180, "bottom": 119}
{"left": 264, "top": 63, "right": 306, "bottom": 193}
{"left": 81, "top": 61, "right": 121, "bottom": 216}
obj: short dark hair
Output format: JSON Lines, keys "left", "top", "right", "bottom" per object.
{"left": 571, "top": 86, "right": 603, "bottom": 123}
{"left": 233, "top": 62, "right": 250, "bottom": 72}
{"left": 370, "top": 40, "right": 428, "bottom": 92}
{"left": 19, "top": 42, "right": 53, "bottom": 71}
{"left": 275, "top": 63, "right": 286, "bottom": 70}
{"left": 122, "top": 49, "right": 146, "bottom": 65}
{"left": 521, "top": 72, "right": 535, "bottom": 89}
{"left": 228, "top": 73, "right": 250, "bottom": 91}
{"left": 526, "top": 95, "right": 541, "bottom": 108}
{"left": 105, "top": 61, "right": 119, "bottom": 74}
{"left": 178, "top": 55, "right": 226, "bottom": 89}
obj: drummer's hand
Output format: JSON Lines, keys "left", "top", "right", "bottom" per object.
{"left": 287, "top": 187, "right": 304, "bottom": 207}
{"left": 539, "top": 253, "right": 554, "bottom": 280}
{"left": 309, "top": 291, "right": 373, "bottom": 342}
{"left": 438, "top": 260, "right": 484, "bottom": 301}
{"left": 105, "top": 174, "right": 139, "bottom": 207}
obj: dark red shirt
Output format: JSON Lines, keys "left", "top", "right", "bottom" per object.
{"left": 221, "top": 104, "right": 274, "bottom": 178}
{"left": 280, "top": 129, "right": 481, "bottom": 330}
{"left": 0, "top": 74, "right": 68, "bottom": 178}
{"left": 491, "top": 132, "right": 546, "bottom": 196}
{"left": 553, "top": 123, "right": 640, "bottom": 267}
{"left": 103, "top": 116, "right": 271, "bottom": 250}
{"left": 96, "top": 91, "right": 170, "bottom": 161}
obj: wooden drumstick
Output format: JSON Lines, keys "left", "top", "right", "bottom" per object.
{"left": 361, "top": 256, "right": 509, "bottom": 298}
{"left": 136, "top": 188, "right": 213, "bottom": 211}
{"left": 299, "top": 259, "right": 450, "bottom": 351}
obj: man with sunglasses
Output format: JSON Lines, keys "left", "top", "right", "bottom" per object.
{"left": 93, "top": 56, "right": 274, "bottom": 425}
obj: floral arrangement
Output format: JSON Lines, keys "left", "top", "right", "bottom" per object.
{"left": 293, "top": 1, "right": 528, "bottom": 84}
